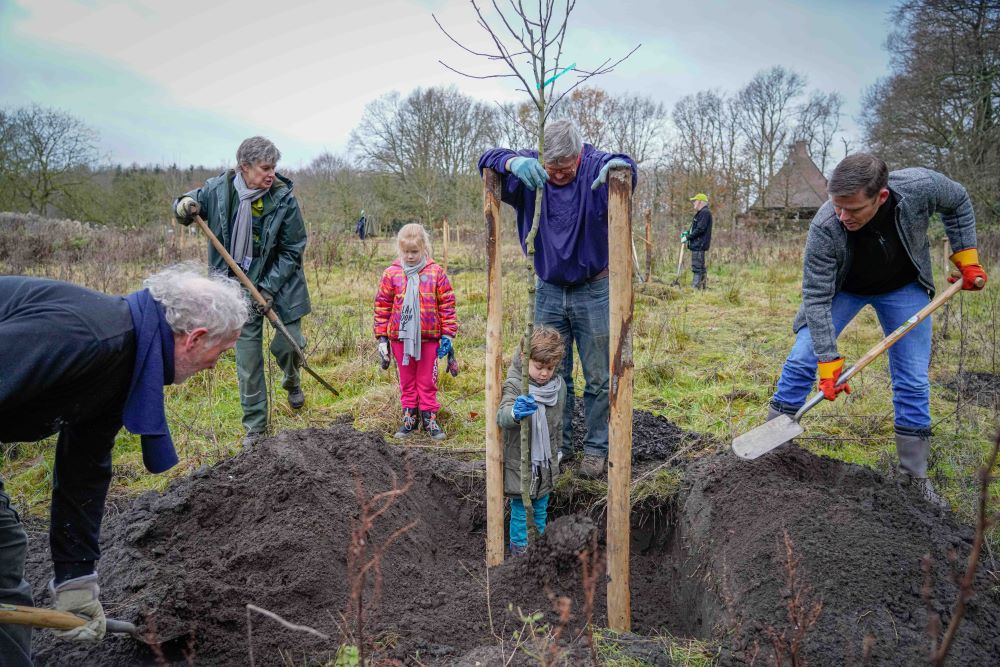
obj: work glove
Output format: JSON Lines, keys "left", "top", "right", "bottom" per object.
{"left": 437, "top": 336, "right": 453, "bottom": 359}
{"left": 680, "top": 231, "right": 690, "bottom": 246}
{"left": 512, "top": 394, "right": 538, "bottom": 421}
{"left": 508, "top": 157, "right": 548, "bottom": 190}
{"left": 377, "top": 336, "right": 390, "bottom": 370}
{"left": 49, "top": 574, "right": 106, "bottom": 642}
{"left": 591, "top": 158, "right": 630, "bottom": 190}
{"left": 173, "top": 196, "right": 199, "bottom": 225}
{"left": 447, "top": 347, "right": 460, "bottom": 377}
{"left": 817, "top": 357, "right": 851, "bottom": 402}
{"left": 948, "top": 248, "right": 987, "bottom": 290}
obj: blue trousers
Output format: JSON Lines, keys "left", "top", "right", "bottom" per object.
{"left": 535, "top": 277, "right": 610, "bottom": 458}
{"left": 772, "top": 282, "right": 932, "bottom": 430}
{"left": 509, "top": 495, "right": 549, "bottom": 547}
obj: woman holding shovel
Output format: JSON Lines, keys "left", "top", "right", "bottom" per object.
{"left": 174, "top": 136, "right": 311, "bottom": 447}
{"left": 766, "top": 154, "right": 987, "bottom": 506}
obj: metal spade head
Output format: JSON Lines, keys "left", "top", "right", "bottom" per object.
{"left": 732, "top": 414, "right": 804, "bottom": 460}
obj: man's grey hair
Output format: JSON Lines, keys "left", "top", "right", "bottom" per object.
{"left": 828, "top": 153, "right": 888, "bottom": 198}
{"left": 144, "top": 263, "right": 249, "bottom": 341}
{"left": 543, "top": 119, "right": 583, "bottom": 162}
{"left": 236, "top": 136, "right": 281, "bottom": 167}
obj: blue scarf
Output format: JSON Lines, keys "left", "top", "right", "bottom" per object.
{"left": 123, "top": 289, "right": 178, "bottom": 473}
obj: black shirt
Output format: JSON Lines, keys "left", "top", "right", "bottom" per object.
{"left": 842, "top": 192, "right": 918, "bottom": 295}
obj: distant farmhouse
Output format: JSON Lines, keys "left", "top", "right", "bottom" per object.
{"left": 739, "top": 141, "right": 827, "bottom": 228}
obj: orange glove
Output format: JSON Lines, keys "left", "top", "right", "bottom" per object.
{"left": 818, "top": 357, "right": 851, "bottom": 401}
{"left": 948, "top": 248, "right": 987, "bottom": 290}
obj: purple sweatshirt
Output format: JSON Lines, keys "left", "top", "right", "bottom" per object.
{"left": 478, "top": 144, "right": 637, "bottom": 285}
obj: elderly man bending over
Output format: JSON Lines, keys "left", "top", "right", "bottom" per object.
{"left": 0, "top": 265, "right": 248, "bottom": 666}
{"left": 478, "top": 119, "right": 637, "bottom": 479}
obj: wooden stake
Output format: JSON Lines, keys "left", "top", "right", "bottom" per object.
{"left": 442, "top": 217, "right": 450, "bottom": 273}
{"left": 607, "top": 168, "right": 634, "bottom": 632}
{"left": 644, "top": 208, "right": 652, "bottom": 283}
{"left": 483, "top": 169, "right": 505, "bottom": 567}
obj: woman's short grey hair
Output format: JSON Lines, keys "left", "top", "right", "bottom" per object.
{"left": 543, "top": 119, "right": 583, "bottom": 162}
{"left": 144, "top": 263, "right": 249, "bottom": 342}
{"left": 236, "top": 136, "right": 281, "bottom": 168}
{"left": 828, "top": 153, "right": 888, "bottom": 198}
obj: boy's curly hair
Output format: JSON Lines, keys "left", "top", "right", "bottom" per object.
{"left": 529, "top": 325, "right": 564, "bottom": 368}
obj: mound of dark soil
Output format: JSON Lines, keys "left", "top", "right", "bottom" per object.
{"left": 942, "top": 370, "right": 1000, "bottom": 408}
{"left": 571, "top": 404, "right": 706, "bottom": 462}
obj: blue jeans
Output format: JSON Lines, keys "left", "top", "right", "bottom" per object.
{"left": 509, "top": 494, "right": 549, "bottom": 547}
{"left": 772, "top": 282, "right": 932, "bottom": 430}
{"left": 535, "top": 277, "right": 610, "bottom": 458}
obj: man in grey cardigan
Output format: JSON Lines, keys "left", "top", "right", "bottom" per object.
{"left": 769, "top": 154, "right": 987, "bottom": 504}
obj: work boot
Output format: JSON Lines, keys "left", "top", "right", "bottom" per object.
{"left": 421, "top": 410, "right": 447, "bottom": 440}
{"left": 394, "top": 407, "right": 418, "bottom": 439}
{"left": 242, "top": 430, "right": 266, "bottom": 450}
{"left": 287, "top": 386, "right": 305, "bottom": 410}
{"left": 579, "top": 455, "right": 606, "bottom": 479}
{"left": 895, "top": 430, "right": 947, "bottom": 509}
{"left": 509, "top": 542, "right": 528, "bottom": 557}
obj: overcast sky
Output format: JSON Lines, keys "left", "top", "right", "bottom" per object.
{"left": 0, "top": 0, "right": 899, "bottom": 169}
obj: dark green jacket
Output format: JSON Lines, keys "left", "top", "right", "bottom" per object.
{"left": 497, "top": 352, "right": 566, "bottom": 499}
{"left": 181, "top": 170, "right": 311, "bottom": 322}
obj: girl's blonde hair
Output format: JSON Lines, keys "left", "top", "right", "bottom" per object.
{"left": 396, "top": 223, "right": 432, "bottom": 260}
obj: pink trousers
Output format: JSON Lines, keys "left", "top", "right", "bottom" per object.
{"left": 392, "top": 340, "right": 440, "bottom": 412}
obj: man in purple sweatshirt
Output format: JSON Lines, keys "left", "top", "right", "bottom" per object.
{"left": 478, "top": 119, "right": 637, "bottom": 478}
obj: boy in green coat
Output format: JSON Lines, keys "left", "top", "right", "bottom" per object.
{"left": 497, "top": 326, "right": 566, "bottom": 556}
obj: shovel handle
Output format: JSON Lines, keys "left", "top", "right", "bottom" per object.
{"left": 0, "top": 604, "right": 137, "bottom": 636}
{"left": 793, "top": 277, "right": 980, "bottom": 421}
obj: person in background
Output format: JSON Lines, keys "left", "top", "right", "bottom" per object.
{"left": 373, "top": 223, "right": 457, "bottom": 440}
{"left": 173, "top": 136, "right": 311, "bottom": 447}
{"left": 768, "top": 153, "right": 986, "bottom": 506}
{"left": 686, "top": 193, "right": 713, "bottom": 289}
{"left": 497, "top": 325, "right": 566, "bottom": 556}
{"left": 0, "top": 265, "right": 248, "bottom": 666}
{"left": 356, "top": 210, "right": 367, "bottom": 240}
{"left": 478, "top": 119, "right": 637, "bottom": 479}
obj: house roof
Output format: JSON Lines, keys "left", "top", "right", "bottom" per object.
{"left": 752, "top": 141, "right": 828, "bottom": 210}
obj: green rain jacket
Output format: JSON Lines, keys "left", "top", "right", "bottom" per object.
{"left": 180, "top": 170, "right": 311, "bottom": 323}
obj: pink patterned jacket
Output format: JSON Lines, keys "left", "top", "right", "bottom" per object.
{"left": 373, "top": 259, "right": 457, "bottom": 340}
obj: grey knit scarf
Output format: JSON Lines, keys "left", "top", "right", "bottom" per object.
{"left": 528, "top": 375, "right": 562, "bottom": 470}
{"left": 398, "top": 258, "right": 427, "bottom": 365}
{"left": 232, "top": 171, "right": 266, "bottom": 271}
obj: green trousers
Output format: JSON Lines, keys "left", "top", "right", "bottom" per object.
{"left": 236, "top": 312, "right": 304, "bottom": 433}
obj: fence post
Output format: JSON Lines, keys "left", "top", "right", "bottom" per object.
{"left": 483, "top": 169, "right": 505, "bottom": 567}
{"left": 607, "top": 168, "right": 634, "bottom": 631}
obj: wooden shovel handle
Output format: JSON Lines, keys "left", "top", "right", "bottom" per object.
{"left": 0, "top": 603, "right": 87, "bottom": 630}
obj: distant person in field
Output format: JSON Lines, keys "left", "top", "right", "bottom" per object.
{"left": 373, "top": 223, "right": 457, "bottom": 440}
{"left": 686, "top": 193, "right": 713, "bottom": 289}
{"left": 478, "top": 119, "right": 637, "bottom": 480}
{"left": 0, "top": 266, "right": 248, "bottom": 665}
{"left": 768, "top": 153, "right": 987, "bottom": 505}
{"left": 173, "top": 136, "right": 311, "bottom": 448}
{"left": 356, "top": 210, "right": 367, "bottom": 240}
{"left": 497, "top": 325, "right": 566, "bottom": 556}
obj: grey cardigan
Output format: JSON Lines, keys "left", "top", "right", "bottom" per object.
{"left": 794, "top": 168, "right": 977, "bottom": 361}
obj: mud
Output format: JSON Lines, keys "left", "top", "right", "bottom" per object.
{"left": 942, "top": 370, "right": 1000, "bottom": 408}
{"left": 24, "top": 420, "right": 1000, "bottom": 665}
{"left": 570, "top": 403, "right": 706, "bottom": 462}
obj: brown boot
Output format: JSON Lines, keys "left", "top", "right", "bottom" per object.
{"left": 579, "top": 455, "right": 606, "bottom": 479}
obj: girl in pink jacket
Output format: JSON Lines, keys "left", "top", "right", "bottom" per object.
{"left": 374, "top": 223, "right": 457, "bottom": 439}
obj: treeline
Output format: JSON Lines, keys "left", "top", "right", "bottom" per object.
{"left": 1, "top": 0, "right": 996, "bottom": 232}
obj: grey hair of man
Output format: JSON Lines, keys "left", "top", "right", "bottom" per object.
{"left": 144, "top": 263, "right": 250, "bottom": 342}
{"left": 827, "top": 153, "right": 889, "bottom": 199}
{"left": 542, "top": 119, "right": 583, "bottom": 162}
{"left": 236, "top": 136, "right": 282, "bottom": 168}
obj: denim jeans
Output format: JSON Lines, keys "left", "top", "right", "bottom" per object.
{"left": 535, "top": 277, "right": 610, "bottom": 458}
{"left": 236, "top": 313, "right": 304, "bottom": 433}
{"left": 772, "top": 281, "right": 932, "bottom": 430}
{"left": 509, "top": 494, "right": 549, "bottom": 547}
{"left": 0, "top": 479, "right": 32, "bottom": 667}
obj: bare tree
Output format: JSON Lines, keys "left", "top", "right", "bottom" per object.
{"left": 553, "top": 86, "right": 614, "bottom": 149}
{"left": 607, "top": 93, "right": 667, "bottom": 164}
{"left": 795, "top": 90, "right": 843, "bottom": 174}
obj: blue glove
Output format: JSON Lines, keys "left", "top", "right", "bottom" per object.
{"left": 437, "top": 336, "right": 452, "bottom": 359}
{"left": 512, "top": 395, "right": 537, "bottom": 421}
{"left": 509, "top": 157, "right": 549, "bottom": 190}
{"left": 591, "top": 158, "right": 630, "bottom": 190}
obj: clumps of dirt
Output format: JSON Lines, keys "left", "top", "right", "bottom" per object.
{"left": 678, "top": 443, "right": 1000, "bottom": 665}
{"left": 570, "top": 403, "right": 707, "bottom": 462}
{"left": 941, "top": 370, "right": 1000, "bottom": 408}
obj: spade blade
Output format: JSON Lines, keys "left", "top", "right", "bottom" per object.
{"left": 732, "top": 414, "right": 804, "bottom": 460}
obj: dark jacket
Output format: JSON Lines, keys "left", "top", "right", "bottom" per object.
{"left": 478, "top": 144, "right": 637, "bottom": 285}
{"left": 794, "top": 168, "right": 977, "bottom": 360}
{"left": 496, "top": 352, "right": 566, "bottom": 499}
{"left": 0, "top": 277, "right": 135, "bottom": 579}
{"left": 181, "top": 170, "right": 311, "bottom": 322}
{"left": 687, "top": 207, "right": 713, "bottom": 251}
